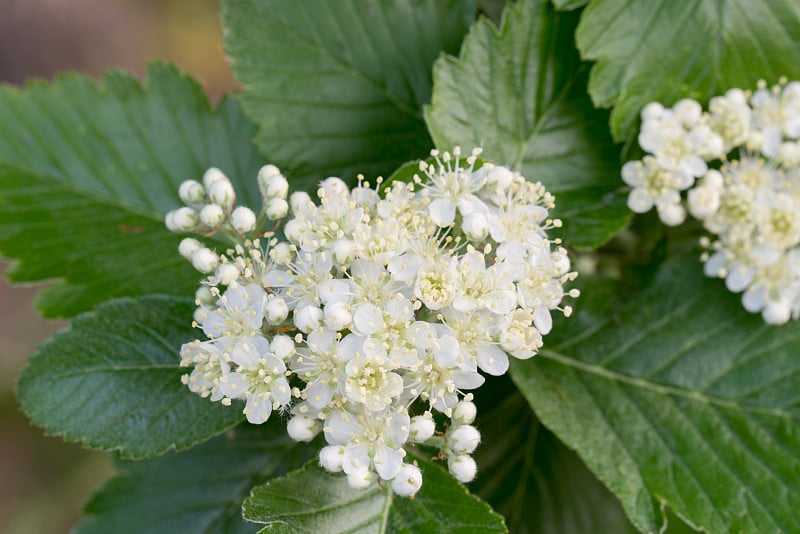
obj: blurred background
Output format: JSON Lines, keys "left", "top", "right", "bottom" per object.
{"left": 0, "top": 0, "right": 235, "bottom": 531}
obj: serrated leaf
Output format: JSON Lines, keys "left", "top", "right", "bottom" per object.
{"left": 0, "top": 63, "right": 264, "bottom": 317}
{"left": 243, "top": 459, "right": 507, "bottom": 533}
{"left": 76, "top": 423, "right": 315, "bottom": 534}
{"left": 16, "top": 295, "right": 243, "bottom": 458}
{"left": 510, "top": 255, "right": 800, "bottom": 533}
{"left": 473, "top": 375, "right": 638, "bottom": 534}
{"left": 424, "top": 0, "right": 630, "bottom": 248}
{"left": 222, "top": 0, "right": 476, "bottom": 186}
{"left": 576, "top": 0, "right": 800, "bottom": 140}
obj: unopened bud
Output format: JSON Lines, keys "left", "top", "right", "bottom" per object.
{"left": 290, "top": 191, "right": 313, "bottom": 214}
{"left": 330, "top": 238, "right": 355, "bottom": 266}
{"left": 265, "top": 197, "right": 289, "bottom": 220}
{"left": 409, "top": 415, "right": 436, "bottom": 442}
{"left": 199, "top": 204, "right": 226, "bottom": 228}
{"left": 191, "top": 247, "right": 219, "bottom": 273}
{"left": 452, "top": 401, "right": 477, "bottom": 425}
{"left": 258, "top": 166, "right": 289, "bottom": 199}
{"left": 178, "top": 180, "right": 206, "bottom": 206}
{"left": 319, "top": 445, "right": 345, "bottom": 472}
{"left": 448, "top": 454, "right": 477, "bottom": 483}
{"left": 270, "top": 334, "right": 295, "bottom": 359}
{"left": 178, "top": 237, "right": 202, "bottom": 260}
{"left": 462, "top": 213, "right": 489, "bottom": 241}
{"left": 324, "top": 301, "right": 352, "bottom": 331}
{"left": 165, "top": 207, "right": 199, "bottom": 232}
{"left": 265, "top": 297, "right": 289, "bottom": 324}
{"left": 390, "top": 463, "right": 422, "bottom": 497}
{"left": 215, "top": 263, "right": 240, "bottom": 285}
{"left": 230, "top": 206, "right": 257, "bottom": 234}
{"left": 269, "top": 242, "right": 294, "bottom": 264}
{"left": 286, "top": 415, "right": 320, "bottom": 442}
{"left": 202, "top": 167, "right": 228, "bottom": 190}
{"left": 195, "top": 286, "right": 215, "bottom": 306}
{"left": 294, "top": 305, "right": 323, "bottom": 333}
{"left": 208, "top": 180, "right": 236, "bottom": 213}
{"left": 347, "top": 467, "right": 375, "bottom": 490}
{"left": 448, "top": 425, "right": 480, "bottom": 455}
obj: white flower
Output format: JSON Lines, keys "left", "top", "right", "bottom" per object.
{"left": 197, "top": 283, "right": 265, "bottom": 339}
{"left": 419, "top": 148, "right": 489, "bottom": 227}
{"left": 323, "top": 410, "right": 410, "bottom": 482}
{"left": 179, "top": 339, "right": 230, "bottom": 401}
{"left": 219, "top": 336, "right": 292, "bottom": 424}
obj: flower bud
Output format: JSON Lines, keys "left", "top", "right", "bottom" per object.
{"left": 347, "top": 467, "right": 376, "bottom": 490}
{"left": 178, "top": 237, "right": 203, "bottom": 260}
{"left": 462, "top": 213, "right": 489, "bottom": 241}
{"left": 165, "top": 207, "right": 199, "bottom": 232}
{"left": 258, "top": 165, "right": 289, "bottom": 199}
{"left": 448, "top": 425, "right": 480, "bottom": 455}
{"left": 199, "top": 204, "right": 226, "bottom": 228}
{"left": 409, "top": 415, "right": 436, "bottom": 442}
{"left": 215, "top": 263, "right": 240, "bottom": 285}
{"left": 208, "top": 180, "right": 236, "bottom": 213}
{"left": 448, "top": 454, "right": 477, "bottom": 483}
{"left": 265, "top": 197, "right": 289, "bottom": 220}
{"left": 486, "top": 165, "right": 513, "bottom": 191}
{"left": 294, "top": 305, "right": 323, "bottom": 333}
{"left": 269, "top": 242, "right": 294, "bottom": 264}
{"left": 195, "top": 286, "right": 215, "bottom": 306}
{"left": 290, "top": 191, "right": 314, "bottom": 214}
{"left": 191, "top": 247, "right": 219, "bottom": 273}
{"left": 202, "top": 167, "right": 228, "bottom": 190}
{"left": 452, "top": 401, "right": 477, "bottom": 425}
{"left": 390, "top": 463, "right": 422, "bottom": 497}
{"left": 265, "top": 297, "right": 289, "bottom": 324}
{"left": 230, "top": 206, "right": 257, "bottom": 234}
{"left": 324, "top": 301, "right": 352, "bottom": 331}
{"left": 286, "top": 415, "right": 321, "bottom": 442}
{"left": 319, "top": 445, "right": 344, "bottom": 472}
{"left": 283, "top": 219, "right": 302, "bottom": 243}
{"left": 270, "top": 334, "right": 295, "bottom": 359}
{"left": 178, "top": 179, "right": 206, "bottom": 206}
{"left": 330, "top": 238, "right": 355, "bottom": 266}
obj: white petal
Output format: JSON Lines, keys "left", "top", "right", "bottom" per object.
{"left": 244, "top": 395, "right": 272, "bottom": 424}
{"left": 353, "top": 303, "right": 385, "bottom": 335}
{"left": 374, "top": 445, "right": 403, "bottom": 480}
{"left": 476, "top": 344, "right": 509, "bottom": 376}
{"left": 534, "top": 306, "right": 553, "bottom": 335}
{"left": 429, "top": 198, "right": 456, "bottom": 226}
{"left": 219, "top": 372, "right": 249, "bottom": 399}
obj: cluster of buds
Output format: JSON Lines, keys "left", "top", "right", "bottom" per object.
{"left": 625, "top": 79, "right": 800, "bottom": 324}
{"left": 167, "top": 148, "right": 578, "bottom": 495}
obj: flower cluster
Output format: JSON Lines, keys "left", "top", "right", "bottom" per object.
{"left": 625, "top": 79, "right": 800, "bottom": 324}
{"left": 166, "top": 148, "right": 577, "bottom": 495}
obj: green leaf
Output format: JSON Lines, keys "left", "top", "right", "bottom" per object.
{"left": 222, "top": 0, "right": 476, "bottom": 186}
{"left": 76, "top": 423, "right": 315, "bottom": 534}
{"left": 552, "top": 0, "right": 588, "bottom": 10}
{"left": 510, "top": 254, "right": 800, "bottom": 533}
{"left": 577, "top": 0, "right": 800, "bottom": 140}
{"left": 16, "top": 295, "right": 243, "bottom": 458}
{"left": 0, "top": 63, "right": 264, "bottom": 317}
{"left": 242, "top": 459, "right": 507, "bottom": 533}
{"left": 473, "top": 375, "right": 638, "bottom": 534}
{"left": 424, "top": 0, "right": 630, "bottom": 249}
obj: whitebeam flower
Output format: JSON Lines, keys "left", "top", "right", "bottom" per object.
{"left": 627, "top": 79, "right": 800, "bottom": 324}
{"left": 167, "top": 149, "right": 578, "bottom": 495}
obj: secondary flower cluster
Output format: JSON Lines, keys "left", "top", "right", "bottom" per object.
{"left": 624, "top": 79, "right": 800, "bottom": 324}
{"left": 166, "top": 148, "right": 577, "bottom": 495}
